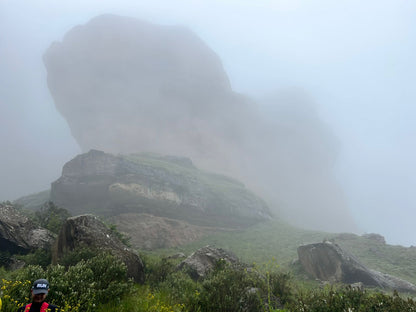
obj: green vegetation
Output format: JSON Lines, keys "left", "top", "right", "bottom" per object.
{"left": 154, "top": 218, "right": 331, "bottom": 267}
{"left": 3, "top": 189, "right": 416, "bottom": 310}
{"left": 16, "top": 248, "right": 52, "bottom": 268}
{"left": 2, "top": 246, "right": 416, "bottom": 311}
{"left": 1, "top": 252, "right": 132, "bottom": 312}
{"left": 33, "top": 201, "right": 71, "bottom": 234}
{"left": 153, "top": 218, "right": 416, "bottom": 286}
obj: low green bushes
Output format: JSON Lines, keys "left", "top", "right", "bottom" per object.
{"left": 2, "top": 252, "right": 416, "bottom": 312}
{"left": 286, "top": 286, "right": 416, "bottom": 312}
{"left": 1, "top": 252, "right": 133, "bottom": 312}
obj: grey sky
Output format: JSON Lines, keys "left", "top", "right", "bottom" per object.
{"left": 1, "top": 0, "right": 415, "bottom": 245}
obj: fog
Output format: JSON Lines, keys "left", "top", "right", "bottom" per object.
{"left": 1, "top": 0, "right": 415, "bottom": 245}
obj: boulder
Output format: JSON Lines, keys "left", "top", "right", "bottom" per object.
{"left": 297, "top": 241, "right": 416, "bottom": 293}
{"left": 51, "top": 150, "right": 271, "bottom": 228}
{"left": 0, "top": 203, "right": 55, "bottom": 254}
{"left": 52, "top": 214, "right": 144, "bottom": 283}
{"left": 178, "top": 245, "right": 239, "bottom": 280}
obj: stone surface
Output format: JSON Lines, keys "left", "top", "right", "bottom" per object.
{"left": 178, "top": 245, "right": 239, "bottom": 280}
{"left": 43, "top": 14, "right": 357, "bottom": 233}
{"left": 51, "top": 150, "right": 271, "bottom": 228}
{"left": 0, "top": 203, "right": 55, "bottom": 254}
{"left": 297, "top": 241, "right": 416, "bottom": 293}
{"left": 52, "top": 214, "right": 145, "bottom": 283}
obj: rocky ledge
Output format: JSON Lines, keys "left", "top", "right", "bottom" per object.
{"left": 51, "top": 150, "right": 271, "bottom": 228}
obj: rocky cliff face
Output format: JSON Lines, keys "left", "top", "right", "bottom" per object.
{"left": 43, "top": 14, "right": 233, "bottom": 157}
{"left": 53, "top": 214, "right": 145, "bottom": 283}
{"left": 51, "top": 150, "right": 271, "bottom": 228}
{"left": 0, "top": 203, "right": 55, "bottom": 254}
{"left": 297, "top": 241, "right": 416, "bottom": 294}
{"left": 44, "top": 14, "right": 357, "bottom": 232}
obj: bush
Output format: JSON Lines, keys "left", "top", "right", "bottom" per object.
{"left": 17, "top": 248, "right": 52, "bottom": 268}
{"left": 144, "top": 256, "right": 177, "bottom": 287}
{"left": 286, "top": 286, "right": 416, "bottom": 311}
{"left": 190, "top": 260, "right": 263, "bottom": 312}
{"left": 57, "top": 246, "right": 97, "bottom": 267}
{"left": 34, "top": 201, "right": 71, "bottom": 234}
{"left": 268, "top": 271, "right": 294, "bottom": 306}
{"left": 1, "top": 252, "right": 133, "bottom": 312}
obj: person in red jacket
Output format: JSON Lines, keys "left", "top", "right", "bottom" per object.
{"left": 18, "top": 279, "right": 59, "bottom": 312}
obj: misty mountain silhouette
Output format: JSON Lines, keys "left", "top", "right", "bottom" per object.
{"left": 43, "top": 14, "right": 356, "bottom": 232}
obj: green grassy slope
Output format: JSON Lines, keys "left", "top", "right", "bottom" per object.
{"left": 149, "top": 218, "right": 416, "bottom": 285}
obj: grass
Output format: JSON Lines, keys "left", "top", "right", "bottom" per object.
{"left": 146, "top": 217, "right": 416, "bottom": 285}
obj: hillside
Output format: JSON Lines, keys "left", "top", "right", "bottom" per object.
{"left": 10, "top": 150, "right": 416, "bottom": 288}
{"left": 153, "top": 218, "right": 416, "bottom": 286}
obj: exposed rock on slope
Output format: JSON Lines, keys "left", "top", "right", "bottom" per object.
{"left": 178, "top": 245, "right": 239, "bottom": 280}
{"left": 297, "top": 241, "right": 416, "bottom": 294}
{"left": 44, "top": 14, "right": 357, "bottom": 233}
{"left": 52, "top": 214, "right": 144, "bottom": 283}
{"left": 0, "top": 203, "right": 55, "bottom": 254}
{"left": 51, "top": 150, "right": 271, "bottom": 228}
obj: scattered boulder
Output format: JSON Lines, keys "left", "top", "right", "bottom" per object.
{"left": 297, "top": 241, "right": 416, "bottom": 293}
{"left": 52, "top": 214, "right": 144, "bottom": 283}
{"left": 0, "top": 203, "right": 55, "bottom": 254}
{"left": 178, "top": 245, "right": 239, "bottom": 280}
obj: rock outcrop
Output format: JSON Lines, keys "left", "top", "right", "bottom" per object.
{"left": 297, "top": 241, "right": 416, "bottom": 293}
{"left": 0, "top": 203, "right": 55, "bottom": 254}
{"left": 43, "top": 14, "right": 357, "bottom": 233}
{"left": 51, "top": 150, "right": 271, "bottom": 228}
{"left": 178, "top": 245, "right": 239, "bottom": 280}
{"left": 52, "top": 214, "right": 144, "bottom": 283}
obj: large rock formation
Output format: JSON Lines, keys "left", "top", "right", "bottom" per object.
{"left": 52, "top": 214, "right": 144, "bottom": 283}
{"left": 297, "top": 241, "right": 416, "bottom": 293}
{"left": 43, "top": 14, "right": 357, "bottom": 232}
{"left": 0, "top": 203, "right": 55, "bottom": 254}
{"left": 178, "top": 245, "right": 239, "bottom": 280}
{"left": 51, "top": 150, "right": 271, "bottom": 228}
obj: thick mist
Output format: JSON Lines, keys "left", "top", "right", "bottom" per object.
{"left": 1, "top": 0, "right": 415, "bottom": 245}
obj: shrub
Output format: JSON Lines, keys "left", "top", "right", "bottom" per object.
{"left": 34, "top": 201, "right": 71, "bottom": 234}
{"left": 268, "top": 271, "right": 294, "bottom": 306}
{"left": 1, "top": 252, "right": 133, "bottom": 312}
{"left": 158, "top": 270, "right": 196, "bottom": 306}
{"left": 144, "top": 256, "right": 177, "bottom": 287}
{"left": 98, "top": 285, "right": 186, "bottom": 312}
{"left": 190, "top": 260, "right": 263, "bottom": 312}
{"left": 57, "top": 246, "right": 98, "bottom": 267}
{"left": 17, "top": 248, "right": 52, "bottom": 268}
{"left": 286, "top": 286, "right": 416, "bottom": 311}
